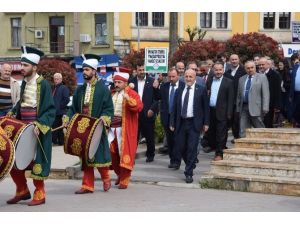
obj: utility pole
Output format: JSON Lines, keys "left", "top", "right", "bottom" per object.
{"left": 73, "top": 12, "right": 80, "bottom": 56}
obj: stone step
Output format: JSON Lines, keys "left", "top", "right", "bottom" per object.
{"left": 234, "top": 138, "right": 300, "bottom": 151}
{"left": 246, "top": 128, "right": 300, "bottom": 140}
{"left": 210, "top": 160, "right": 300, "bottom": 178}
{"left": 223, "top": 148, "right": 300, "bottom": 164}
{"left": 200, "top": 172, "right": 300, "bottom": 196}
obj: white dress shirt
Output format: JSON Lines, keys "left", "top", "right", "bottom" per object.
{"left": 295, "top": 66, "right": 300, "bottom": 91}
{"left": 181, "top": 82, "right": 195, "bottom": 118}
{"left": 209, "top": 76, "right": 223, "bottom": 107}
{"left": 137, "top": 76, "right": 146, "bottom": 100}
{"left": 231, "top": 65, "right": 240, "bottom": 77}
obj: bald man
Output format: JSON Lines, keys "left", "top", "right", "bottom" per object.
{"left": 170, "top": 69, "right": 209, "bottom": 183}
{"left": 0, "top": 63, "right": 20, "bottom": 116}
{"left": 259, "top": 57, "right": 282, "bottom": 128}
{"left": 52, "top": 73, "right": 70, "bottom": 145}
{"left": 224, "top": 54, "right": 246, "bottom": 141}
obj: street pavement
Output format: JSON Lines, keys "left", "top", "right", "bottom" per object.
{"left": 1, "top": 136, "right": 300, "bottom": 211}
{"left": 1, "top": 178, "right": 300, "bottom": 211}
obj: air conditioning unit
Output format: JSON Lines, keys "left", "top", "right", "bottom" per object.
{"left": 80, "top": 34, "right": 91, "bottom": 43}
{"left": 35, "top": 30, "right": 44, "bottom": 39}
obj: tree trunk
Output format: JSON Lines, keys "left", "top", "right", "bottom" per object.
{"left": 169, "top": 12, "right": 178, "bottom": 61}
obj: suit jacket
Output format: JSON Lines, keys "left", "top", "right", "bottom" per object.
{"left": 236, "top": 73, "right": 270, "bottom": 117}
{"left": 224, "top": 65, "right": 246, "bottom": 104}
{"left": 207, "top": 76, "right": 234, "bottom": 121}
{"left": 171, "top": 82, "right": 209, "bottom": 133}
{"left": 155, "top": 80, "right": 185, "bottom": 128}
{"left": 289, "top": 64, "right": 300, "bottom": 101}
{"left": 265, "top": 69, "right": 282, "bottom": 109}
{"left": 130, "top": 76, "right": 158, "bottom": 122}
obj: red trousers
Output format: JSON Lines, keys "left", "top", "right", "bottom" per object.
{"left": 10, "top": 167, "right": 45, "bottom": 200}
{"left": 110, "top": 137, "right": 132, "bottom": 187}
{"left": 81, "top": 166, "right": 110, "bottom": 191}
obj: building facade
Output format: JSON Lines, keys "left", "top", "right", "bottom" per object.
{"left": 114, "top": 12, "right": 300, "bottom": 56}
{"left": 0, "top": 12, "right": 114, "bottom": 60}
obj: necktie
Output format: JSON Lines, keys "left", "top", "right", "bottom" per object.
{"left": 244, "top": 75, "right": 252, "bottom": 103}
{"left": 169, "top": 83, "right": 176, "bottom": 113}
{"left": 181, "top": 86, "right": 191, "bottom": 118}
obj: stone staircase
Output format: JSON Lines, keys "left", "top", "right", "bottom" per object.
{"left": 200, "top": 128, "right": 300, "bottom": 196}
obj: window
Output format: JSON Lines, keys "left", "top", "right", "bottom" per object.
{"left": 216, "top": 12, "right": 228, "bottom": 28}
{"left": 11, "top": 18, "right": 21, "bottom": 47}
{"left": 95, "top": 14, "right": 108, "bottom": 45}
{"left": 200, "top": 12, "right": 212, "bottom": 28}
{"left": 135, "top": 12, "right": 148, "bottom": 26}
{"left": 152, "top": 12, "right": 164, "bottom": 27}
{"left": 279, "top": 12, "right": 291, "bottom": 29}
{"left": 263, "top": 12, "right": 275, "bottom": 29}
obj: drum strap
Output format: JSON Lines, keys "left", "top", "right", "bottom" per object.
{"left": 111, "top": 116, "right": 122, "bottom": 128}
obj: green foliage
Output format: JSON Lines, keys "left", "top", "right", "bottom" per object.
{"left": 185, "top": 26, "right": 207, "bottom": 42}
{"left": 154, "top": 115, "right": 164, "bottom": 144}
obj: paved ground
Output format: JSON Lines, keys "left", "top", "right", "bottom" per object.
{"left": 1, "top": 178, "right": 300, "bottom": 212}
{"left": 2, "top": 135, "right": 300, "bottom": 212}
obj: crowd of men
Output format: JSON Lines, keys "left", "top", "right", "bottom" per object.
{"left": 1, "top": 47, "right": 300, "bottom": 206}
{"left": 133, "top": 52, "right": 300, "bottom": 184}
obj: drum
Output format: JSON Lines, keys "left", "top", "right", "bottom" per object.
{"left": 64, "top": 113, "right": 103, "bottom": 160}
{"left": 0, "top": 132, "right": 15, "bottom": 181}
{"left": 0, "top": 117, "right": 37, "bottom": 170}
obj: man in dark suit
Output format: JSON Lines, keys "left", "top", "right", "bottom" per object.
{"left": 154, "top": 68, "right": 185, "bottom": 168}
{"left": 224, "top": 54, "right": 246, "bottom": 141}
{"left": 259, "top": 57, "right": 282, "bottom": 128}
{"left": 130, "top": 64, "right": 158, "bottom": 162}
{"left": 206, "top": 63, "right": 234, "bottom": 161}
{"left": 170, "top": 69, "right": 209, "bottom": 183}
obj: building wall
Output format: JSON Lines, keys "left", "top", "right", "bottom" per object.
{"left": 116, "top": 12, "right": 300, "bottom": 53}
{"left": 0, "top": 12, "right": 114, "bottom": 59}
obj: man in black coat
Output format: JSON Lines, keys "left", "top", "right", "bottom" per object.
{"left": 52, "top": 72, "right": 70, "bottom": 145}
{"left": 130, "top": 64, "right": 158, "bottom": 162}
{"left": 170, "top": 69, "right": 209, "bottom": 183}
{"left": 224, "top": 54, "right": 246, "bottom": 141}
{"left": 206, "top": 63, "right": 234, "bottom": 160}
{"left": 259, "top": 57, "right": 282, "bottom": 128}
{"left": 154, "top": 68, "right": 185, "bottom": 168}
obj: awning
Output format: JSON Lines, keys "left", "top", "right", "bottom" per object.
{"left": 74, "top": 54, "right": 120, "bottom": 85}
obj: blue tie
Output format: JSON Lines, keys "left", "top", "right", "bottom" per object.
{"left": 244, "top": 75, "right": 252, "bottom": 103}
{"left": 169, "top": 83, "right": 175, "bottom": 113}
{"left": 181, "top": 86, "right": 191, "bottom": 118}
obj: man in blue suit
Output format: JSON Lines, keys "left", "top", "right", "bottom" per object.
{"left": 170, "top": 69, "right": 209, "bottom": 183}
{"left": 289, "top": 56, "right": 300, "bottom": 127}
{"left": 154, "top": 68, "right": 185, "bottom": 168}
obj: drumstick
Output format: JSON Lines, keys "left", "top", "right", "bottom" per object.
{"left": 51, "top": 125, "right": 65, "bottom": 132}
{"left": 35, "top": 134, "right": 49, "bottom": 163}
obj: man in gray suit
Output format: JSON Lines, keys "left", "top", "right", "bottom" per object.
{"left": 236, "top": 61, "right": 270, "bottom": 138}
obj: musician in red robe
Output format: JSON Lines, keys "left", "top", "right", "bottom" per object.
{"left": 108, "top": 72, "right": 143, "bottom": 189}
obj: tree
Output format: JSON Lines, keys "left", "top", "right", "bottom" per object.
{"left": 225, "top": 32, "right": 284, "bottom": 63}
{"left": 170, "top": 39, "right": 225, "bottom": 66}
{"left": 37, "top": 58, "right": 77, "bottom": 95}
{"left": 122, "top": 48, "right": 145, "bottom": 69}
{"left": 169, "top": 12, "right": 178, "bottom": 60}
{"left": 185, "top": 26, "right": 207, "bottom": 42}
